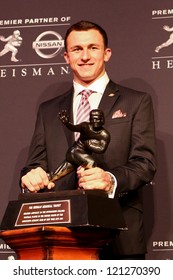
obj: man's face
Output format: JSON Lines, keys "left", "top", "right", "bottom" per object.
{"left": 64, "top": 29, "right": 111, "bottom": 86}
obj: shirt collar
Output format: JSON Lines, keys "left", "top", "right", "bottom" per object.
{"left": 73, "top": 72, "right": 110, "bottom": 97}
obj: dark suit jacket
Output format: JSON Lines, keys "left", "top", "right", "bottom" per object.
{"left": 21, "top": 80, "right": 157, "bottom": 256}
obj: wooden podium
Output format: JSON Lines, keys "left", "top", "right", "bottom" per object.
{"left": 0, "top": 190, "right": 126, "bottom": 260}
{"left": 0, "top": 225, "right": 116, "bottom": 260}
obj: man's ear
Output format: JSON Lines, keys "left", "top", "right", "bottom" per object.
{"left": 64, "top": 52, "right": 70, "bottom": 64}
{"left": 104, "top": 48, "right": 112, "bottom": 62}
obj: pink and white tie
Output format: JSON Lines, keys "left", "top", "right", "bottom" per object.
{"left": 75, "top": 89, "right": 93, "bottom": 140}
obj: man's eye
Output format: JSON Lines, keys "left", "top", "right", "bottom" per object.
{"left": 73, "top": 48, "right": 81, "bottom": 52}
{"left": 91, "top": 46, "right": 98, "bottom": 50}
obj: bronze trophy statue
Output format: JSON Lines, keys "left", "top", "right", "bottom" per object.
{"left": 49, "top": 109, "right": 110, "bottom": 183}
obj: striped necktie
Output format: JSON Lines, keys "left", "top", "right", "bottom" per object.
{"left": 75, "top": 89, "right": 93, "bottom": 140}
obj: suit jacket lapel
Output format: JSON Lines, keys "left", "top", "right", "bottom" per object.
{"left": 99, "top": 80, "right": 120, "bottom": 117}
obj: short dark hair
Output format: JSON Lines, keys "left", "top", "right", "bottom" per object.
{"left": 64, "top": 20, "right": 108, "bottom": 51}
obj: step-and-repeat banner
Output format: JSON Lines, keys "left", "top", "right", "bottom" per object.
{"left": 0, "top": 0, "right": 173, "bottom": 259}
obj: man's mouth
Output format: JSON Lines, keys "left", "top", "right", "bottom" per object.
{"left": 79, "top": 63, "right": 94, "bottom": 67}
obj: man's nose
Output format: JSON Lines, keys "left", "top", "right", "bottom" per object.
{"left": 81, "top": 49, "right": 91, "bottom": 60}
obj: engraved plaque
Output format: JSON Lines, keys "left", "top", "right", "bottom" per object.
{"left": 15, "top": 200, "right": 70, "bottom": 227}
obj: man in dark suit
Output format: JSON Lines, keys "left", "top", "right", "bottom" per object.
{"left": 21, "top": 20, "right": 156, "bottom": 259}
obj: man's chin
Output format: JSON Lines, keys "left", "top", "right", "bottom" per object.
{"left": 78, "top": 75, "right": 96, "bottom": 84}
